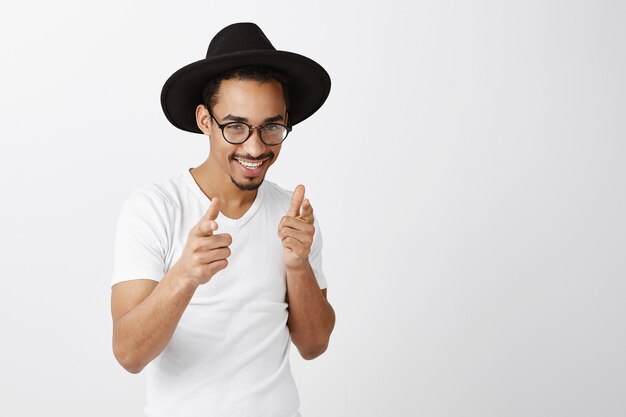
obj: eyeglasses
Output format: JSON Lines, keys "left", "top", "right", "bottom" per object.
{"left": 206, "top": 105, "right": 292, "bottom": 146}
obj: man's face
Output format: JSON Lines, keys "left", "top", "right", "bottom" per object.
{"left": 197, "top": 78, "right": 287, "bottom": 191}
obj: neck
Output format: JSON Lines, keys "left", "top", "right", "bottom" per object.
{"left": 190, "top": 159, "right": 259, "bottom": 218}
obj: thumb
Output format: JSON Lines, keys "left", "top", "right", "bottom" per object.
{"left": 288, "top": 184, "right": 305, "bottom": 217}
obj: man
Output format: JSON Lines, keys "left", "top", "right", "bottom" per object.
{"left": 110, "top": 22, "right": 336, "bottom": 417}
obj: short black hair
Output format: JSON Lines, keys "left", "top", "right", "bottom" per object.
{"left": 201, "top": 66, "right": 290, "bottom": 115}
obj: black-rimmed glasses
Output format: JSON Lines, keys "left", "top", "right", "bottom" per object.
{"left": 206, "top": 105, "right": 291, "bottom": 146}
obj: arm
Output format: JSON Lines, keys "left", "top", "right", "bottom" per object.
{"left": 285, "top": 260, "right": 336, "bottom": 360}
{"left": 111, "top": 267, "right": 197, "bottom": 374}
{"left": 111, "top": 197, "right": 230, "bottom": 374}
{"left": 279, "top": 184, "right": 336, "bottom": 360}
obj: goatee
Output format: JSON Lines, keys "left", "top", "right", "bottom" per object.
{"left": 230, "top": 175, "right": 262, "bottom": 191}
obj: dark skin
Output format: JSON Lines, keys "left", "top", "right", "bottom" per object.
{"left": 111, "top": 78, "right": 335, "bottom": 373}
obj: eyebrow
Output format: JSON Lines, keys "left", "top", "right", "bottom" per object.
{"left": 222, "top": 114, "right": 285, "bottom": 124}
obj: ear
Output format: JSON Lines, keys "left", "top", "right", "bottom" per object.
{"left": 196, "top": 104, "right": 211, "bottom": 136}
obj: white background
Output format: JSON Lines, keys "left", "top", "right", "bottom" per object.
{"left": 1, "top": 0, "right": 625, "bottom": 416}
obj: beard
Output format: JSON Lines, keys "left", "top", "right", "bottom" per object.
{"left": 230, "top": 174, "right": 263, "bottom": 191}
{"left": 228, "top": 152, "right": 274, "bottom": 191}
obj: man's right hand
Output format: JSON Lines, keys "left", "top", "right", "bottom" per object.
{"left": 111, "top": 197, "right": 232, "bottom": 373}
{"left": 173, "top": 197, "right": 232, "bottom": 286}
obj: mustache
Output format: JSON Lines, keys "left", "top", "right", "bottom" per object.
{"left": 231, "top": 152, "right": 274, "bottom": 161}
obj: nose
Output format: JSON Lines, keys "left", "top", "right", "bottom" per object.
{"left": 241, "top": 127, "right": 266, "bottom": 158}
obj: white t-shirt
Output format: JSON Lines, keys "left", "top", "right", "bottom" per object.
{"left": 111, "top": 168, "right": 327, "bottom": 417}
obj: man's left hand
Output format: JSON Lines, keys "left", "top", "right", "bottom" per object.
{"left": 278, "top": 184, "right": 315, "bottom": 269}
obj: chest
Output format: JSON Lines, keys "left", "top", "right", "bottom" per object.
{"left": 164, "top": 202, "right": 287, "bottom": 308}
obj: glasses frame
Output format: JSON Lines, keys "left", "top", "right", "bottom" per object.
{"left": 205, "top": 105, "right": 292, "bottom": 146}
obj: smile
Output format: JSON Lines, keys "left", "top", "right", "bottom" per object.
{"left": 233, "top": 156, "right": 271, "bottom": 177}
{"left": 234, "top": 157, "right": 267, "bottom": 168}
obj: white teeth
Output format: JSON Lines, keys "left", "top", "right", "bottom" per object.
{"left": 236, "top": 158, "right": 264, "bottom": 169}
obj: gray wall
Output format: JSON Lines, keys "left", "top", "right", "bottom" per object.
{"left": 1, "top": 0, "right": 624, "bottom": 416}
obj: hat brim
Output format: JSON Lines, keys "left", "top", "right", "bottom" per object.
{"left": 160, "top": 50, "right": 331, "bottom": 134}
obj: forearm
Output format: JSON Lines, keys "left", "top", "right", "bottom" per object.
{"left": 113, "top": 267, "right": 198, "bottom": 373}
{"left": 285, "top": 260, "right": 335, "bottom": 360}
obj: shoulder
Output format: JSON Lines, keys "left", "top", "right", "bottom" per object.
{"left": 262, "top": 179, "right": 293, "bottom": 209}
{"left": 125, "top": 183, "right": 170, "bottom": 211}
{"left": 121, "top": 173, "right": 182, "bottom": 218}
{"left": 261, "top": 179, "right": 323, "bottom": 228}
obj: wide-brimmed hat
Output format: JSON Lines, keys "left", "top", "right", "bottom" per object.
{"left": 160, "top": 22, "right": 331, "bottom": 134}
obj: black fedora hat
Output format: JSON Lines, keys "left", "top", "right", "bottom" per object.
{"left": 160, "top": 22, "right": 331, "bottom": 134}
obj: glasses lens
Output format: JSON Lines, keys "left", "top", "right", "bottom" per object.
{"left": 223, "top": 123, "right": 249, "bottom": 143}
{"left": 261, "top": 124, "right": 288, "bottom": 145}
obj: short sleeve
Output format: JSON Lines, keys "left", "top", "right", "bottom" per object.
{"left": 111, "top": 186, "right": 170, "bottom": 287}
{"left": 309, "top": 215, "right": 327, "bottom": 290}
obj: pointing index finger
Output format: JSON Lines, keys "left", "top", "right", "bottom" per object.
{"left": 288, "top": 184, "right": 305, "bottom": 217}
{"left": 196, "top": 197, "right": 220, "bottom": 236}
{"left": 205, "top": 197, "right": 221, "bottom": 221}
